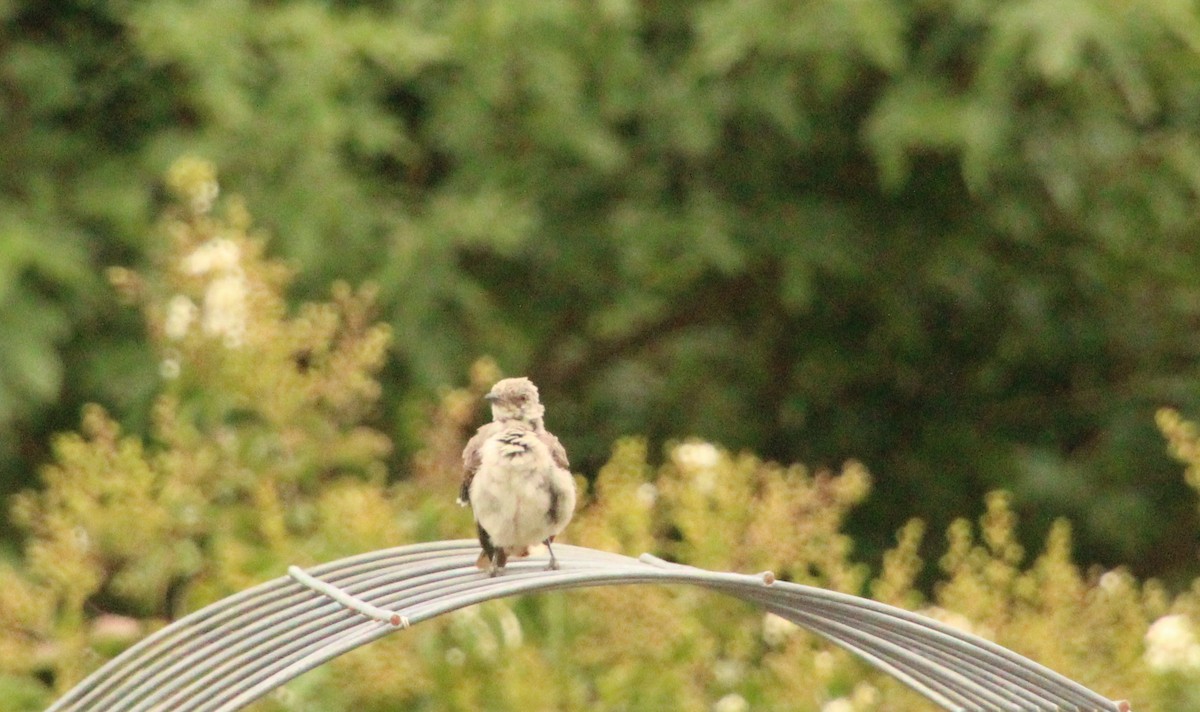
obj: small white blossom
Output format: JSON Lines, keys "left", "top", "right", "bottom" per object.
{"left": 164, "top": 294, "right": 197, "bottom": 340}
{"left": 713, "top": 693, "right": 748, "bottom": 712}
{"left": 202, "top": 273, "right": 248, "bottom": 347}
{"left": 821, "top": 698, "right": 855, "bottom": 712}
{"left": 851, "top": 682, "right": 879, "bottom": 707}
{"left": 713, "top": 659, "right": 745, "bottom": 687}
{"left": 813, "top": 650, "right": 836, "bottom": 678}
{"left": 183, "top": 238, "right": 241, "bottom": 276}
{"left": 675, "top": 441, "right": 721, "bottom": 470}
{"left": 636, "top": 482, "right": 659, "bottom": 508}
{"left": 1098, "top": 570, "right": 1126, "bottom": 595}
{"left": 674, "top": 441, "right": 721, "bottom": 494}
{"left": 159, "top": 357, "right": 181, "bottom": 380}
{"left": 179, "top": 237, "right": 249, "bottom": 348}
{"left": 762, "top": 612, "right": 799, "bottom": 646}
{"left": 1145, "top": 614, "right": 1200, "bottom": 674}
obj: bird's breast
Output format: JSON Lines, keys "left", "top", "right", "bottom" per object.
{"left": 495, "top": 429, "right": 535, "bottom": 460}
{"left": 470, "top": 428, "right": 574, "bottom": 547}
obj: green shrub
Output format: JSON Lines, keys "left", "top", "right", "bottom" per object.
{"left": 4, "top": 163, "right": 1200, "bottom": 711}
{"left": 7, "top": 1, "right": 1200, "bottom": 580}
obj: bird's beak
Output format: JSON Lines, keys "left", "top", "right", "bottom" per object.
{"left": 484, "top": 393, "right": 498, "bottom": 402}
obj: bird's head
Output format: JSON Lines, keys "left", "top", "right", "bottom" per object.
{"left": 484, "top": 377, "right": 543, "bottom": 424}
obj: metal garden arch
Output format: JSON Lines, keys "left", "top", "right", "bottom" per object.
{"left": 48, "top": 540, "right": 1129, "bottom": 712}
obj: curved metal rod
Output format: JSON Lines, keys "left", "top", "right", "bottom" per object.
{"left": 47, "top": 540, "right": 1123, "bottom": 712}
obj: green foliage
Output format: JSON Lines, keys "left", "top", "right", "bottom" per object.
{"left": 0, "top": 228, "right": 76, "bottom": 462}
{"left": 0, "top": 169, "right": 396, "bottom": 706}
{"left": 4, "top": 175, "right": 1200, "bottom": 710}
{"left": 5, "top": 0, "right": 1200, "bottom": 584}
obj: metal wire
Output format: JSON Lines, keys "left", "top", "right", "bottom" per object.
{"left": 47, "top": 540, "right": 1123, "bottom": 712}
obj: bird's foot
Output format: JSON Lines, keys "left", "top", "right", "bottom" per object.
{"left": 486, "top": 548, "right": 508, "bottom": 577}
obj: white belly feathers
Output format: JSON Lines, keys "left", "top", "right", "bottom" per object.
{"left": 469, "top": 427, "right": 575, "bottom": 549}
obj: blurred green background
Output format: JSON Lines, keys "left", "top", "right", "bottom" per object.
{"left": 4, "top": 0, "right": 1200, "bottom": 584}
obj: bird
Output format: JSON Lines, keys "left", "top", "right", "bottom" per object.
{"left": 459, "top": 377, "right": 575, "bottom": 576}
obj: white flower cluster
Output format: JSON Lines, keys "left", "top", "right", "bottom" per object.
{"left": 713, "top": 692, "right": 748, "bottom": 712}
{"left": 713, "top": 658, "right": 745, "bottom": 686}
{"left": 202, "top": 274, "right": 249, "bottom": 346}
{"left": 164, "top": 294, "right": 198, "bottom": 341}
{"left": 674, "top": 441, "right": 720, "bottom": 470}
{"left": 819, "top": 684, "right": 879, "bottom": 712}
{"left": 762, "top": 611, "right": 799, "bottom": 646}
{"left": 1144, "top": 614, "right": 1200, "bottom": 674}
{"left": 182, "top": 237, "right": 241, "bottom": 276}
{"left": 673, "top": 441, "right": 721, "bottom": 494}
{"left": 820, "top": 698, "right": 855, "bottom": 712}
{"left": 1098, "top": 569, "right": 1128, "bottom": 594}
{"left": 166, "top": 237, "right": 248, "bottom": 350}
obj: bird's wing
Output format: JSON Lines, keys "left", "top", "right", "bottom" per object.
{"left": 459, "top": 422, "right": 501, "bottom": 506}
{"left": 536, "top": 428, "right": 570, "bottom": 470}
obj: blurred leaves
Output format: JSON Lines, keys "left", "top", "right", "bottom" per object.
{"left": 2, "top": 174, "right": 1200, "bottom": 710}
{"left": 0, "top": 210, "right": 91, "bottom": 423}
{"left": 1, "top": 169, "right": 397, "bottom": 704}
{"left": 5, "top": 0, "right": 1200, "bottom": 621}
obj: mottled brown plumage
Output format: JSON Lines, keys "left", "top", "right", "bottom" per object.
{"left": 459, "top": 377, "right": 574, "bottom": 575}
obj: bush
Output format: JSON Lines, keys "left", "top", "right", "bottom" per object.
{"left": 6, "top": 0, "right": 1200, "bottom": 582}
{"left": 4, "top": 168, "right": 1200, "bottom": 711}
